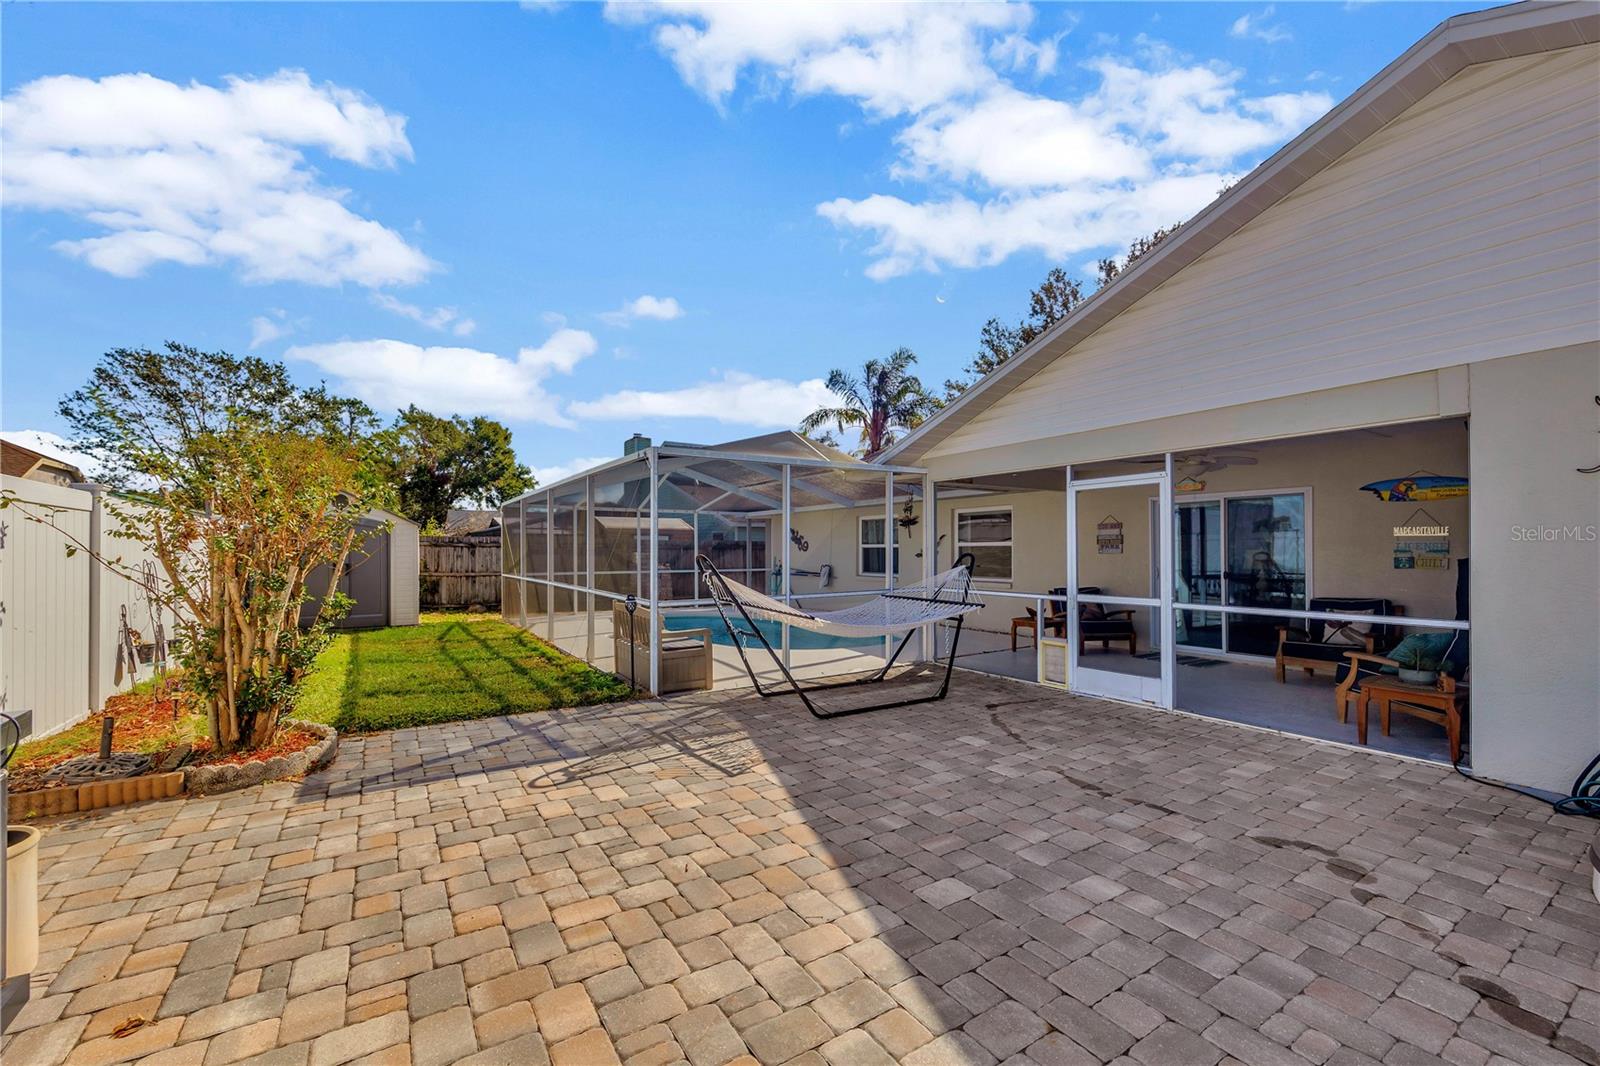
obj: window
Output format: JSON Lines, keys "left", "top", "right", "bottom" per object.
{"left": 859, "top": 516, "right": 899, "bottom": 576}
{"left": 955, "top": 508, "right": 1013, "bottom": 580}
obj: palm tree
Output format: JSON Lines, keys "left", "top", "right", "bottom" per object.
{"left": 800, "top": 347, "right": 939, "bottom": 458}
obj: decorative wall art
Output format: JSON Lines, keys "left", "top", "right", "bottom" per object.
{"left": 1393, "top": 508, "right": 1451, "bottom": 570}
{"left": 1360, "top": 471, "right": 1469, "bottom": 501}
{"left": 1096, "top": 516, "right": 1124, "bottom": 555}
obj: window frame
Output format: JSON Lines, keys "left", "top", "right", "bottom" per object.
{"left": 857, "top": 514, "right": 900, "bottom": 578}
{"left": 953, "top": 506, "right": 1014, "bottom": 582}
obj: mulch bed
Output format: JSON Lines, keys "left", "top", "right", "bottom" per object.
{"left": 9, "top": 675, "right": 318, "bottom": 791}
{"left": 190, "top": 726, "right": 321, "bottom": 767}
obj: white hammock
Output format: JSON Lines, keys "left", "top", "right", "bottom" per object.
{"left": 706, "top": 564, "right": 980, "bottom": 639}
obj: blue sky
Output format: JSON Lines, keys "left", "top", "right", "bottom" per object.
{"left": 2, "top": 1, "right": 1487, "bottom": 485}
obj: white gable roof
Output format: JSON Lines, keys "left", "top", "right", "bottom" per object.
{"left": 879, "top": 1, "right": 1600, "bottom": 465}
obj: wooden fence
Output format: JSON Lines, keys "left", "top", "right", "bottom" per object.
{"left": 420, "top": 535, "right": 501, "bottom": 609}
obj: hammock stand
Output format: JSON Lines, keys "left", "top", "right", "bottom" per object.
{"left": 695, "top": 552, "right": 980, "bottom": 719}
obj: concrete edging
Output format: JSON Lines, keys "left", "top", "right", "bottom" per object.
{"left": 183, "top": 721, "right": 339, "bottom": 796}
{"left": 6, "top": 722, "right": 340, "bottom": 819}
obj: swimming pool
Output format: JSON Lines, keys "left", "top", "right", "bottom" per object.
{"left": 662, "top": 612, "right": 883, "bottom": 651}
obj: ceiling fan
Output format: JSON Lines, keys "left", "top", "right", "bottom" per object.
{"left": 1134, "top": 450, "right": 1259, "bottom": 475}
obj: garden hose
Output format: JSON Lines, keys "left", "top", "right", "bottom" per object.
{"left": 0, "top": 710, "right": 19, "bottom": 770}
{"left": 1454, "top": 749, "right": 1600, "bottom": 819}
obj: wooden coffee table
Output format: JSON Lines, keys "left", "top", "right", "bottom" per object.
{"left": 1359, "top": 676, "right": 1468, "bottom": 762}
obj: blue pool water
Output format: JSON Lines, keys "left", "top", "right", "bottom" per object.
{"left": 662, "top": 612, "right": 881, "bottom": 650}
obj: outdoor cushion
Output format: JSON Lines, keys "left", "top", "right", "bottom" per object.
{"left": 1389, "top": 631, "right": 1458, "bottom": 673}
{"left": 1279, "top": 642, "right": 1350, "bottom": 664}
{"left": 1301, "top": 597, "right": 1400, "bottom": 646}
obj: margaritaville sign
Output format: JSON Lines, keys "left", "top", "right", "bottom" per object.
{"left": 1394, "top": 524, "right": 1449, "bottom": 537}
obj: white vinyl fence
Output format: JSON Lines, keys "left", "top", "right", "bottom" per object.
{"left": 1, "top": 476, "right": 178, "bottom": 740}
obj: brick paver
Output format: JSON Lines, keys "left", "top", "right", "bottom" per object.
{"left": 4, "top": 672, "right": 1598, "bottom": 1064}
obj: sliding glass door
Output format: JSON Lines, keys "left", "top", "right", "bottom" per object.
{"left": 1174, "top": 492, "right": 1307, "bottom": 657}
{"left": 1174, "top": 500, "right": 1223, "bottom": 651}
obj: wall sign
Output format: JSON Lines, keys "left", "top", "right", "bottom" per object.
{"left": 1096, "top": 516, "right": 1124, "bottom": 555}
{"left": 1392, "top": 508, "right": 1450, "bottom": 569}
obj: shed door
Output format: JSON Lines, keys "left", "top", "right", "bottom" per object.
{"left": 301, "top": 521, "right": 390, "bottom": 629}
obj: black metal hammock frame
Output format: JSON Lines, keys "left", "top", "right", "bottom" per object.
{"left": 695, "top": 552, "right": 979, "bottom": 719}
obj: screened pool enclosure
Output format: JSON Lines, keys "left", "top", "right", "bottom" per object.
{"left": 499, "top": 434, "right": 934, "bottom": 695}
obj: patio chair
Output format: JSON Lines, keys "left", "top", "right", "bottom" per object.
{"left": 1078, "top": 586, "right": 1138, "bottom": 656}
{"left": 1275, "top": 597, "right": 1403, "bottom": 682}
{"left": 612, "top": 602, "right": 714, "bottom": 694}
{"left": 1332, "top": 629, "right": 1469, "bottom": 727}
{"left": 1011, "top": 587, "right": 1070, "bottom": 650}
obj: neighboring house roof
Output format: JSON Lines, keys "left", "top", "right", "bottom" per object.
{"left": 442, "top": 508, "right": 501, "bottom": 536}
{"left": 1, "top": 439, "right": 85, "bottom": 485}
{"left": 879, "top": 1, "right": 1600, "bottom": 465}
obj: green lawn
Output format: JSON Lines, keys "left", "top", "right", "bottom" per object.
{"left": 295, "top": 612, "right": 631, "bottom": 733}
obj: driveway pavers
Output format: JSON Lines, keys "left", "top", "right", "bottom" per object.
{"left": 4, "top": 671, "right": 1597, "bottom": 1065}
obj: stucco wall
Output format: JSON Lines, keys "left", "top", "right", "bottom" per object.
{"left": 794, "top": 419, "right": 1469, "bottom": 637}
{"left": 1467, "top": 344, "right": 1600, "bottom": 792}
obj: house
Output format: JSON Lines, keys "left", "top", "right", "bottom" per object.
{"left": 1, "top": 438, "right": 85, "bottom": 487}
{"left": 867, "top": 0, "right": 1598, "bottom": 795}
{"left": 502, "top": 2, "right": 1598, "bottom": 795}
{"left": 442, "top": 507, "right": 502, "bottom": 539}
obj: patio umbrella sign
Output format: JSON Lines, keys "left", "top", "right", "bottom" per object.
{"left": 1096, "top": 516, "right": 1124, "bottom": 554}
{"left": 1393, "top": 508, "right": 1450, "bottom": 570}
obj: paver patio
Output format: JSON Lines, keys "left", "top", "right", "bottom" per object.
{"left": 5, "top": 670, "right": 1598, "bottom": 1066}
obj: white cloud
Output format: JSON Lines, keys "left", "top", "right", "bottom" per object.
{"left": 819, "top": 172, "right": 1227, "bottom": 280}
{"left": 614, "top": 3, "right": 1330, "bottom": 280}
{"left": 373, "top": 293, "right": 477, "bottom": 336}
{"left": 286, "top": 328, "right": 596, "bottom": 424}
{"left": 1, "top": 70, "right": 432, "bottom": 286}
{"left": 249, "top": 309, "right": 298, "bottom": 349}
{"left": 569, "top": 371, "right": 834, "bottom": 428}
{"left": 1229, "top": 7, "right": 1293, "bottom": 44}
{"left": 599, "top": 294, "right": 684, "bottom": 327}
{"left": 895, "top": 86, "right": 1150, "bottom": 190}
{"left": 528, "top": 455, "right": 614, "bottom": 486}
{"left": 604, "top": 2, "right": 1027, "bottom": 116}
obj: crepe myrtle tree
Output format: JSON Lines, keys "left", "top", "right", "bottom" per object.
{"left": 57, "top": 342, "right": 395, "bottom": 753}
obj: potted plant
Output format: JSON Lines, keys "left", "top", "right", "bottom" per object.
{"left": 1393, "top": 644, "right": 1441, "bottom": 685}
